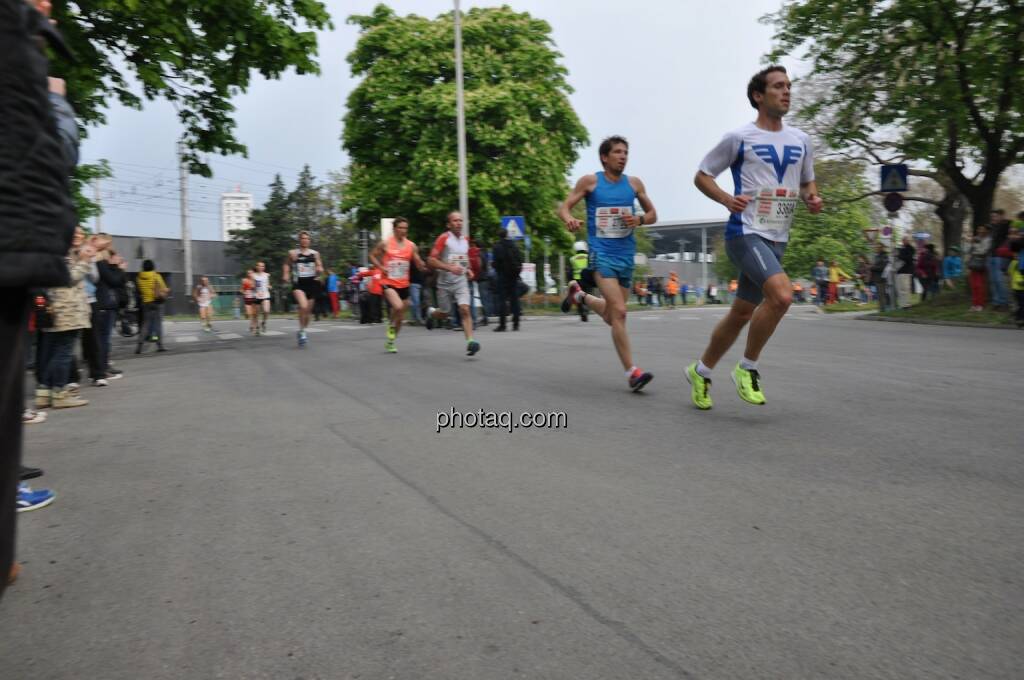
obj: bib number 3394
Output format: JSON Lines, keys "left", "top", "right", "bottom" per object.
{"left": 755, "top": 187, "right": 798, "bottom": 231}
{"left": 595, "top": 206, "right": 633, "bottom": 238}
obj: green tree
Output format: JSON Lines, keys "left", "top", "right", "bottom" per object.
{"left": 341, "top": 5, "right": 588, "bottom": 248}
{"left": 50, "top": 1, "right": 332, "bottom": 173}
{"left": 766, "top": 0, "right": 1024, "bottom": 246}
{"left": 317, "top": 172, "right": 362, "bottom": 270}
{"left": 227, "top": 175, "right": 294, "bottom": 280}
{"left": 783, "top": 161, "right": 875, "bottom": 280}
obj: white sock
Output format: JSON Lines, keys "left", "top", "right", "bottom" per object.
{"left": 625, "top": 366, "right": 638, "bottom": 379}
{"left": 696, "top": 360, "right": 713, "bottom": 379}
{"left": 739, "top": 357, "right": 758, "bottom": 371}
{"left": 574, "top": 290, "right": 586, "bottom": 304}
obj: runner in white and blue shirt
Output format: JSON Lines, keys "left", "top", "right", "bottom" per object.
{"left": 686, "top": 66, "right": 823, "bottom": 410}
{"left": 558, "top": 136, "right": 658, "bottom": 393}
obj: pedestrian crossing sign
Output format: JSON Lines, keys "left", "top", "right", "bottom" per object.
{"left": 502, "top": 215, "right": 526, "bottom": 240}
{"left": 880, "top": 164, "right": 908, "bottom": 193}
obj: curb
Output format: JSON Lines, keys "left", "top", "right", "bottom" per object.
{"left": 857, "top": 314, "right": 1019, "bottom": 330}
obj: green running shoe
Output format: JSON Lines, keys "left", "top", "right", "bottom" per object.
{"left": 684, "top": 363, "right": 713, "bottom": 410}
{"left": 386, "top": 324, "right": 396, "bottom": 341}
{"left": 385, "top": 337, "right": 397, "bottom": 353}
{"left": 731, "top": 364, "right": 766, "bottom": 405}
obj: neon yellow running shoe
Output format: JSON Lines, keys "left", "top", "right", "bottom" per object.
{"left": 386, "top": 324, "right": 396, "bottom": 341}
{"left": 731, "top": 364, "right": 766, "bottom": 405}
{"left": 385, "top": 337, "right": 397, "bottom": 353}
{"left": 684, "top": 363, "right": 713, "bottom": 410}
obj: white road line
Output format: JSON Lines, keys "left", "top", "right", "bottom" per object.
{"left": 216, "top": 333, "right": 243, "bottom": 339}
{"left": 677, "top": 316, "right": 700, "bottom": 320}
{"left": 174, "top": 336, "right": 200, "bottom": 343}
{"left": 260, "top": 330, "right": 284, "bottom": 336}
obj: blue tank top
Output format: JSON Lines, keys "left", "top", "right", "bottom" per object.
{"left": 586, "top": 171, "right": 637, "bottom": 259}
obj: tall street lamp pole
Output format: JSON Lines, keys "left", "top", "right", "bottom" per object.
{"left": 454, "top": 0, "right": 469, "bottom": 240}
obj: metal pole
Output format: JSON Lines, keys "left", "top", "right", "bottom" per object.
{"left": 178, "top": 141, "right": 193, "bottom": 302}
{"left": 93, "top": 178, "right": 102, "bottom": 232}
{"left": 700, "top": 227, "right": 707, "bottom": 302}
{"left": 453, "top": 0, "right": 469, "bottom": 240}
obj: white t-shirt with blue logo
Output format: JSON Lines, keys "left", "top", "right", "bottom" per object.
{"left": 698, "top": 122, "right": 815, "bottom": 242}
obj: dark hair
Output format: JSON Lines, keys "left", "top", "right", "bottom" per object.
{"left": 598, "top": 136, "right": 628, "bottom": 162}
{"left": 446, "top": 211, "right": 461, "bottom": 223}
{"left": 393, "top": 217, "right": 409, "bottom": 228}
{"left": 926, "top": 243, "right": 936, "bottom": 253}
{"left": 747, "top": 65, "right": 787, "bottom": 110}
{"left": 142, "top": 259, "right": 155, "bottom": 271}
{"left": 499, "top": 228, "right": 508, "bottom": 239}
{"left": 298, "top": 230, "right": 311, "bottom": 238}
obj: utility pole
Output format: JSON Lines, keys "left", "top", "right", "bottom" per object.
{"left": 453, "top": 0, "right": 469, "bottom": 240}
{"left": 700, "top": 227, "right": 707, "bottom": 302}
{"left": 93, "top": 177, "right": 102, "bottom": 232}
{"left": 178, "top": 141, "right": 193, "bottom": 299}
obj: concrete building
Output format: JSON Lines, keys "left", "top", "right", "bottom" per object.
{"left": 220, "top": 187, "right": 253, "bottom": 241}
{"left": 641, "top": 218, "right": 725, "bottom": 289}
{"left": 111, "top": 236, "right": 244, "bottom": 315}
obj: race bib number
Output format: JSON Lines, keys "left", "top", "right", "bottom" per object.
{"left": 296, "top": 261, "right": 316, "bottom": 278}
{"left": 595, "top": 206, "right": 633, "bottom": 238}
{"left": 448, "top": 253, "right": 469, "bottom": 270}
{"left": 754, "top": 187, "right": 799, "bottom": 231}
{"left": 387, "top": 259, "right": 410, "bottom": 280}
{"left": 254, "top": 278, "right": 267, "bottom": 293}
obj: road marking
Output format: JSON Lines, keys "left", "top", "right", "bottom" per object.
{"left": 639, "top": 315, "right": 661, "bottom": 320}
{"left": 174, "top": 335, "right": 199, "bottom": 343}
{"left": 304, "top": 327, "right": 327, "bottom": 333}
{"left": 677, "top": 316, "right": 700, "bottom": 320}
{"left": 216, "top": 333, "right": 243, "bottom": 339}
{"left": 260, "top": 330, "right": 284, "bottom": 336}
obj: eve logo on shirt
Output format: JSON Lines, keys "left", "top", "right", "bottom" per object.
{"left": 753, "top": 144, "right": 803, "bottom": 183}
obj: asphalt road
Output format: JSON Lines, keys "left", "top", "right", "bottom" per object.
{"left": 5, "top": 306, "right": 1022, "bottom": 680}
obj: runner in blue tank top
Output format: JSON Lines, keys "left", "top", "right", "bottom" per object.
{"left": 557, "top": 136, "right": 658, "bottom": 393}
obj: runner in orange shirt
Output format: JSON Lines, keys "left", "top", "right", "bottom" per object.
{"left": 369, "top": 217, "right": 428, "bottom": 353}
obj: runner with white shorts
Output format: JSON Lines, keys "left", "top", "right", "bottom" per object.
{"left": 686, "top": 65, "right": 823, "bottom": 410}
{"left": 252, "top": 262, "right": 271, "bottom": 334}
{"left": 425, "top": 211, "right": 480, "bottom": 356}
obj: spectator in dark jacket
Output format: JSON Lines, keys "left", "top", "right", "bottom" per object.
{"left": 0, "top": 0, "right": 78, "bottom": 595}
{"left": 94, "top": 237, "right": 126, "bottom": 377}
{"left": 895, "top": 236, "right": 915, "bottom": 308}
{"left": 491, "top": 229, "right": 523, "bottom": 331}
{"left": 916, "top": 243, "right": 941, "bottom": 301}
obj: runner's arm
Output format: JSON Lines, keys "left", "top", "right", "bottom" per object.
{"left": 413, "top": 249, "right": 428, "bottom": 272}
{"left": 369, "top": 241, "right": 387, "bottom": 271}
{"left": 282, "top": 251, "right": 293, "bottom": 282}
{"left": 558, "top": 175, "right": 596, "bottom": 232}
{"left": 428, "top": 233, "right": 459, "bottom": 274}
{"left": 694, "top": 171, "right": 749, "bottom": 214}
{"left": 628, "top": 176, "right": 657, "bottom": 227}
{"left": 801, "top": 180, "right": 823, "bottom": 214}
{"left": 315, "top": 251, "right": 325, "bottom": 275}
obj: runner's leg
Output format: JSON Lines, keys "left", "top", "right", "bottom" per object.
{"left": 384, "top": 288, "right": 406, "bottom": 337}
{"left": 742, "top": 273, "right": 792, "bottom": 362}
{"left": 699, "top": 297, "right": 756, "bottom": 369}
{"left": 591, "top": 274, "right": 633, "bottom": 371}
{"left": 293, "top": 290, "right": 309, "bottom": 330}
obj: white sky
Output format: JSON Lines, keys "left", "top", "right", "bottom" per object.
{"left": 80, "top": 0, "right": 798, "bottom": 240}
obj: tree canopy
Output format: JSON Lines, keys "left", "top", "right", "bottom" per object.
{"left": 341, "top": 4, "right": 588, "bottom": 248}
{"left": 50, "top": 0, "right": 331, "bottom": 174}
{"left": 766, "top": 0, "right": 1024, "bottom": 243}
{"left": 227, "top": 169, "right": 359, "bottom": 280}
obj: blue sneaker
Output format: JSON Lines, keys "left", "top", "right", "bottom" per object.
{"left": 297, "top": 330, "right": 308, "bottom": 348}
{"left": 17, "top": 484, "right": 55, "bottom": 513}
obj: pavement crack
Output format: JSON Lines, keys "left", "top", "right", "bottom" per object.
{"left": 326, "top": 423, "right": 697, "bottom": 680}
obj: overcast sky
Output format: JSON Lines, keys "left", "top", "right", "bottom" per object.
{"left": 80, "top": 0, "right": 798, "bottom": 241}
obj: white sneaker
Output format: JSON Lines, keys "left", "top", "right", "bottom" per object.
{"left": 90, "top": 378, "right": 109, "bottom": 387}
{"left": 22, "top": 410, "right": 46, "bottom": 424}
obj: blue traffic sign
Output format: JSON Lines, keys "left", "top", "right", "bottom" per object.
{"left": 501, "top": 215, "right": 526, "bottom": 240}
{"left": 881, "top": 164, "right": 908, "bottom": 193}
